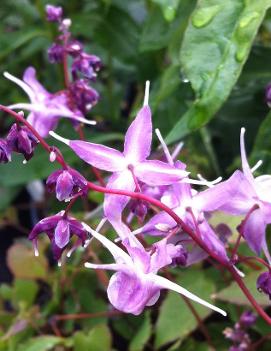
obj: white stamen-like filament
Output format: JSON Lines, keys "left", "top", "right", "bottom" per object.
{"left": 251, "top": 160, "right": 263, "bottom": 173}
{"left": 143, "top": 80, "right": 150, "bottom": 106}
{"left": 155, "top": 128, "right": 173, "bottom": 165}
{"left": 49, "top": 131, "right": 70, "bottom": 145}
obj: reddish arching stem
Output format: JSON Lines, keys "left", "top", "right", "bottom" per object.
{"left": 2, "top": 105, "right": 271, "bottom": 325}
{"left": 238, "top": 256, "right": 271, "bottom": 271}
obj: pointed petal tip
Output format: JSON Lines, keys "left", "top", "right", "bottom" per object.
{"left": 143, "top": 80, "right": 150, "bottom": 106}
{"left": 84, "top": 262, "right": 91, "bottom": 268}
{"left": 49, "top": 131, "right": 70, "bottom": 145}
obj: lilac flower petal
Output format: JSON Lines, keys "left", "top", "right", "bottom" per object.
{"left": 153, "top": 274, "right": 226, "bottom": 316}
{"left": 150, "top": 238, "right": 177, "bottom": 273}
{"left": 104, "top": 171, "right": 135, "bottom": 229}
{"left": 69, "top": 140, "right": 126, "bottom": 171}
{"left": 28, "top": 112, "right": 59, "bottom": 138}
{"left": 243, "top": 208, "right": 266, "bottom": 255}
{"left": 194, "top": 170, "right": 255, "bottom": 214}
{"left": 139, "top": 211, "right": 176, "bottom": 236}
{"left": 23, "top": 67, "right": 49, "bottom": 97}
{"left": 107, "top": 271, "right": 160, "bottom": 315}
{"left": 82, "top": 223, "right": 132, "bottom": 264}
{"left": 135, "top": 160, "right": 189, "bottom": 186}
{"left": 85, "top": 262, "right": 122, "bottom": 271}
{"left": 4, "top": 72, "right": 36, "bottom": 101}
{"left": 123, "top": 238, "right": 150, "bottom": 273}
{"left": 54, "top": 219, "right": 70, "bottom": 248}
{"left": 123, "top": 106, "right": 152, "bottom": 163}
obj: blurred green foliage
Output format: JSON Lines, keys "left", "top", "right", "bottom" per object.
{"left": 1, "top": 0, "right": 271, "bottom": 350}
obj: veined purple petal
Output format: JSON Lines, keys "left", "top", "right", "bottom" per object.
{"left": 54, "top": 219, "right": 70, "bottom": 248}
{"left": 27, "top": 112, "right": 59, "bottom": 138}
{"left": 107, "top": 271, "right": 160, "bottom": 315}
{"left": 123, "top": 106, "right": 152, "bottom": 163}
{"left": 243, "top": 208, "right": 266, "bottom": 255}
{"left": 135, "top": 160, "right": 189, "bottom": 186}
{"left": 56, "top": 170, "right": 74, "bottom": 201}
{"left": 139, "top": 211, "right": 176, "bottom": 236}
{"left": 69, "top": 140, "right": 125, "bottom": 171}
{"left": 194, "top": 170, "right": 256, "bottom": 214}
{"left": 104, "top": 171, "right": 135, "bottom": 230}
{"left": 28, "top": 214, "right": 62, "bottom": 240}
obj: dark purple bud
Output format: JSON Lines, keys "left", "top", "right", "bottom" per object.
{"left": 130, "top": 199, "right": 148, "bottom": 221}
{"left": 0, "top": 139, "right": 11, "bottom": 163}
{"left": 46, "top": 4, "right": 63, "bottom": 22}
{"left": 48, "top": 43, "right": 64, "bottom": 63}
{"left": 224, "top": 327, "right": 246, "bottom": 343}
{"left": 257, "top": 271, "right": 271, "bottom": 299}
{"left": 265, "top": 83, "right": 271, "bottom": 107}
{"left": 172, "top": 245, "right": 188, "bottom": 266}
{"left": 69, "top": 79, "right": 99, "bottom": 114}
{"left": 6, "top": 124, "right": 38, "bottom": 161}
{"left": 239, "top": 311, "right": 257, "bottom": 328}
{"left": 29, "top": 212, "right": 88, "bottom": 260}
{"left": 46, "top": 167, "right": 88, "bottom": 201}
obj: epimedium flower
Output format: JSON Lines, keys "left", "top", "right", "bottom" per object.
{"left": 4, "top": 67, "right": 96, "bottom": 137}
{"left": 196, "top": 128, "right": 271, "bottom": 259}
{"left": 46, "top": 167, "right": 88, "bottom": 201}
{"left": 6, "top": 123, "right": 39, "bottom": 161}
{"left": 83, "top": 223, "right": 226, "bottom": 316}
{"left": 50, "top": 82, "right": 189, "bottom": 233}
{"left": 29, "top": 211, "right": 88, "bottom": 262}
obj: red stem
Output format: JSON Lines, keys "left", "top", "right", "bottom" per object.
{"left": 2, "top": 105, "right": 271, "bottom": 325}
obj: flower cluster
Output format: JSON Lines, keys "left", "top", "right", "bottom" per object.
{"left": 224, "top": 311, "right": 257, "bottom": 350}
{"left": 3, "top": 4, "right": 100, "bottom": 138}
{"left": 2, "top": 3, "right": 271, "bottom": 323}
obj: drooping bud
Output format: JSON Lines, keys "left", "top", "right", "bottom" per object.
{"left": 6, "top": 124, "right": 39, "bottom": 161}
{"left": 257, "top": 271, "right": 271, "bottom": 299}
{"left": 0, "top": 139, "right": 11, "bottom": 163}
{"left": 46, "top": 167, "right": 88, "bottom": 201}
{"left": 48, "top": 43, "right": 64, "bottom": 63}
{"left": 171, "top": 245, "right": 188, "bottom": 266}
{"left": 29, "top": 212, "right": 88, "bottom": 260}
{"left": 71, "top": 53, "right": 102, "bottom": 80}
{"left": 69, "top": 79, "right": 99, "bottom": 114}
{"left": 46, "top": 4, "right": 63, "bottom": 22}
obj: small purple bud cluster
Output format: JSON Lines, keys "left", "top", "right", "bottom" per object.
{"left": 0, "top": 123, "right": 38, "bottom": 163}
{"left": 46, "top": 4, "right": 101, "bottom": 114}
{"left": 224, "top": 311, "right": 257, "bottom": 350}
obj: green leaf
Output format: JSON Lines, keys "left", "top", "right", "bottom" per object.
{"left": 166, "top": 0, "right": 271, "bottom": 143}
{"left": 215, "top": 270, "right": 269, "bottom": 306}
{"left": 129, "top": 311, "right": 152, "bottom": 351}
{"left": 74, "top": 325, "right": 112, "bottom": 351}
{"left": 17, "top": 336, "right": 63, "bottom": 351}
{"left": 140, "top": 0, "right": 196, "bottom": 53}
{"left": 154, "top": 269, "right": 216, "bottom": 348}
{"left": 7, "top": 242, "right": 48, "bottom": 280}
{"left": 13, "top": 279, "right": 38, "bottom": 308}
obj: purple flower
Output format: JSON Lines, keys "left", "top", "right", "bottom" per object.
{"left": 4, "top": 67, "right": 96, "bottom": 137}
{"left": 29, "top": 211, "right": 88, "bottom": 261}
{"left": 135, "top": 160, "right": 229, "bottom": 264}
{"left": 0, "top": 139, "right": 11, "bottom": 163}
{"left": 50, "top": 82, "right": 188, "bottom": 231}
{"left": 83, "top": 224, "right": 226, "bottom": 316}
{"left": 6, "top": 123, "right": 39, "bottom": 161}
{"left": 196, "top": 128, "right": 271, "bottom": 258}
{"left": 48, "top": 43, "right": 64, "bottom": 63}
{"left": 72, "top": 53, "right": 102, "bottom": 80}
{"left": 46, "top": 167, "right": 88, "bottom": 201}
{"left": 257, "top": 271, "right": 271, "bottom": 299}
{"left": 46, "top": 4, "right": 63, "bottom": 22}
{"left": 69, "top": 79, "right": 99, "bottom": 114}
{"left": 239, "top": 311, "right": 257, "bottom": 328}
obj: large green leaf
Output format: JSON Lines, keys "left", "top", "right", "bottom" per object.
{"left": 17, "top": 336, "right": 63, "bottom": 351}
{"left": 129, "top": 312, "right": 151, "bottom": 351}
{"left": 166, "top": 0, "right": 271, "bottom": 144}
{"left": 73, "top": 325, "right": 112, "bottom": 351}
{"left": 215, "top": 270, "right": 269, "bottom": 306}
{"left": 154, "top": 269, "right": 217, "bottom": 348}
